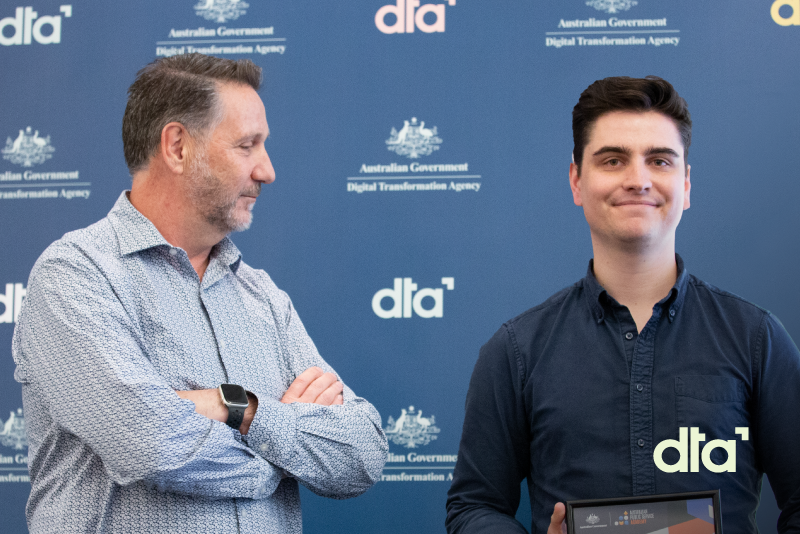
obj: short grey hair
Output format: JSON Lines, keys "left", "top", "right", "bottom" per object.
{"left": 122, "top": 53, "right": 262, "bottom": 174}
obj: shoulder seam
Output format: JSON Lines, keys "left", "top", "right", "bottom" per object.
{"left": 688, "top": 277, "right": 768, "bottom": 314}
{"left": 503, "top": 322, "right": 526, "bottom": 392}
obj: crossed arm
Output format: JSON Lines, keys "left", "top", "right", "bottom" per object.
{"left": 14, "top": 248, "right": 386, "bottom": 503}
{"left": 176, "top": 366, "right": 344, "bottom": 434}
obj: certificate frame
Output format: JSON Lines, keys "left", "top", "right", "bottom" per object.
{"left": 566, "top": 490, "right": 721, "bottom": 534}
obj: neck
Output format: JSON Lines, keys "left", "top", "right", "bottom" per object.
{"left": 129, "top": 163, "right": 225, "bottom": 280}
{"left": 591, "top": 237, "right": 677, "bottom": 332}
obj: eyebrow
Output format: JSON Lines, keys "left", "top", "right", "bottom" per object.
{"left": 234, "top": 130, "right": 269, "bottom": 144}
{"left": 592, "top": 146, "right": 680, "bottom": 158}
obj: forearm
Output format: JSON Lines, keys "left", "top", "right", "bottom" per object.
{"left": 176, "top": 389, "right": 259, "bottom": 435}
{"left": 140, "top": 416, "right": 281, "bottom": 500}
{"left": 244, "top": 390, "right": 388, "bottom": 498}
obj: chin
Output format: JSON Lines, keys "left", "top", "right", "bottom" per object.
{"left": 231, "top": 212, "right": 253, "bottom": 233}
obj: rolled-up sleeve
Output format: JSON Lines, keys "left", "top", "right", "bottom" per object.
{"left": 242, "top": 287, "right": 388, "bottom": 499}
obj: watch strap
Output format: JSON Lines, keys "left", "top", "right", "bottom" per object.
{"left": 225, "top": 403, "right": 245, "bottom": 430}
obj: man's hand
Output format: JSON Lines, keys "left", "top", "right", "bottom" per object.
{"left": 548, "top": 502, "right": 567, "bottom": 534}
{"left": 176, "top": 389, "right": 259, "bottom": 435}
{"left": 281, "top": 366, "right": 344, "bottom": 406}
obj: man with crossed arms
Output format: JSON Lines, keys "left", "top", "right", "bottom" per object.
{"left": 13, "top": 53, "right": 387, "bottom": 533}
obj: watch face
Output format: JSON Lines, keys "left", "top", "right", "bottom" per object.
{"left": 220, "top": 384, "right": 249, "bottom": 405}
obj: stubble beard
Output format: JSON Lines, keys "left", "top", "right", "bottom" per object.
{"left": 187, "top": 148, "right": 260, "bottom": 235}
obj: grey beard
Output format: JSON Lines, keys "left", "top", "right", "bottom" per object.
{"left": 187, "top": 151, "right": 259, "bottom": 234}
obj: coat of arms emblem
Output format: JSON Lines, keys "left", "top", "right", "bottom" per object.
{"left": 194, "top": 0, "right": 249, "bottom": 23}
{"left": 2, "top": 126, "right": 55, "bottom": 167}
{"left": 384, "top": 405, "right": 441, "bottom": 448}
{"left": 586, "top": 513, "right": 600, "bottom": 525}
{"left": 386, "top": 117, "right": 443, "bottom": 159}
{"left": 0, "top": 409, "right": 27, "bottom": 451}
{"left": 586, "top": 0, "right": 638, "bottom": 13}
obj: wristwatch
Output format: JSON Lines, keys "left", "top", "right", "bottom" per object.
{"left": 219, "top": 384, "right": 249, "bottom": 430}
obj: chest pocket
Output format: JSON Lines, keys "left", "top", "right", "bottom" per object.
{"left": 675, "top": 375, "right": 749, "bottom": 439}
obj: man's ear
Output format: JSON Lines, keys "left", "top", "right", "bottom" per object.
{"left": 160, "top": 122, "right": 189, "bottom": 175}
{"left": 569, "top": 161, "right": 583, "bottom": 207}
{"left": 683, "top": 164, "right": 691, "bottom": 210}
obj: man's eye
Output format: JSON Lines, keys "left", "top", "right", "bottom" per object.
{"left": 606, "top": 158, "right": 621, "bottom": 166}
{"left": 653, "top": 159, "right": 668, "bottom": 166}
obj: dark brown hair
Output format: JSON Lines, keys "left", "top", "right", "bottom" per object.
{"left": 122, "top": 53, "right": 262, "bottom": 174}
{"left": 572, "top": 75, "right": 691, "bottom": 173}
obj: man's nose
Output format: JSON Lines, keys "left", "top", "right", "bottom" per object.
{"left": 253, "top": 146, "right": 276, "bottom": 184}
{"left": 623, "top": 159, "right": 651, "bottom": 192}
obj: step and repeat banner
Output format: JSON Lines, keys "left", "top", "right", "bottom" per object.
{"left": 1, "top": 1, "right": 798, "bottom": 532}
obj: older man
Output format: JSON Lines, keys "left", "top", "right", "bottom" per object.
{"left": 446, "top": 76, "right": 800, "bottom": 533}
{"left": 13, "top": 53, "right": 387, "bottom": 534}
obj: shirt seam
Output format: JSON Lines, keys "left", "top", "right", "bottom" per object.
{"left": 751, "top": 310, "right": 768, "bottom": 452}
{"left": 504, "top": 322, "right": 527, "bottom": 393}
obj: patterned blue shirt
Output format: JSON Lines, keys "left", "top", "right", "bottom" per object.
{"left": 12, "top": 192, "right": 388, "bottom": 534}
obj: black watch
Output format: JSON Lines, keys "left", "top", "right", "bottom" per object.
{"left": 219, "top": 384, "right": 249, "bottom": 430}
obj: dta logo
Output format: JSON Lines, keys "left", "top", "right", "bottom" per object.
{"left": 372, "top": 277, "right": 454, "bottom": 318}
{"left": 194, "top": 0, "right": 248, "bottom": 23}
{"left": 654, "top": 427, "right": 749, "bottom": 473}
{"left": 586, "top": 0, "right": 637, "bottom": 14}
{"left": 2, "top": 127, "right": 55, "bottom": 167}
{"left": 386, "top": 117, "right": 443, "bottom": 159}
{"left": 384, "top": 406, "right": 441, "bottom": 448}
{"left": 772, "top": 0, "right": 800, "bottom": 25}
{"left": 586, "top": 514, "right": 600, "bottom": 525}
{"left": 0, "top": 409, "right": 27, "bottom": 450}
{"left": 375, "top": 0, "right": 456, "bottom": 34}
{"left": 0, "top": 284, "right": 26, "bottom": 324}
{"left": 0, "top": 5, "right": 71, "bottom": 46}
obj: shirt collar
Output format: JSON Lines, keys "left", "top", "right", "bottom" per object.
{"left": 107, "top": 191, "right": 243, "bottom": 276}
{"left": 584, "top": 253, "right": 689, "bottom": 324}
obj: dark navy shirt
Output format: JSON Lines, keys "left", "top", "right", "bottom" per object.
{"left": 446, "top": 256, "right": 800, "bottom": 534}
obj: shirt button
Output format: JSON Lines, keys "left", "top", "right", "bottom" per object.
{"left": 169, "top": 248, "right": 177, "bottom": 256}
{"left": 638, "top": 439, "right": 645, "bottom": 447}
{"left": 636, "top": 384, "right": 643, "bottom": 392}
{"left": 669, "top": 309, "right": 676, "bottom": 317}
{"left": 219, "top": 340, "right": 226, "bottom": 350}
{"left": 625, "top": 332, "right": 634, "bottom": 340}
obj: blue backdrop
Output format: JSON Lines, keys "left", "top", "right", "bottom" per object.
{"left": 1, "top": 1, "right": 798, "bottom": 532}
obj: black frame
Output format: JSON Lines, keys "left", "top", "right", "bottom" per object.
{"left": 566, "top": 490, "right": 721, "bottom": 534}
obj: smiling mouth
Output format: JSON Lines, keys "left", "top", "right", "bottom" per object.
{"left": 614, "top": 200, "right": 658, "bottom": 207}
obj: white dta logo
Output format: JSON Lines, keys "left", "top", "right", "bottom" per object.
{"left": 0, "top": 5, "right": 71, "bottom": 46}
{"left": 386, "top": 117, "right": 443, "bottom": 159}
{"left": 0, "top": 283, "right": 26, "bottom": 324}
{"left": 653, "top": 427, "right": 749, "bottom": 473}
{"left": 384, "top": 405, "right": 441, "bottom": 448}
{"left": 195, "top": 0, "right": 248, "bottom": 23}
{"left": 0, "top": 409, "right": 27, "bottom": 450}
{"left": 586, "top": 0, "right": 637, "bottom": 14}
{"left": 2, "top": 126, "right": 55, "bottom": 167}
{"left": 372, "top": 277, "right": 453, "bottom": 318}
{"left": 375, "top": 0, "right": 456, "bottom": 34}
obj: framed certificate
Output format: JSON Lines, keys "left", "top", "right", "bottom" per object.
{"left": 566, "top": 490, "right": 721, "bottom": 534}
